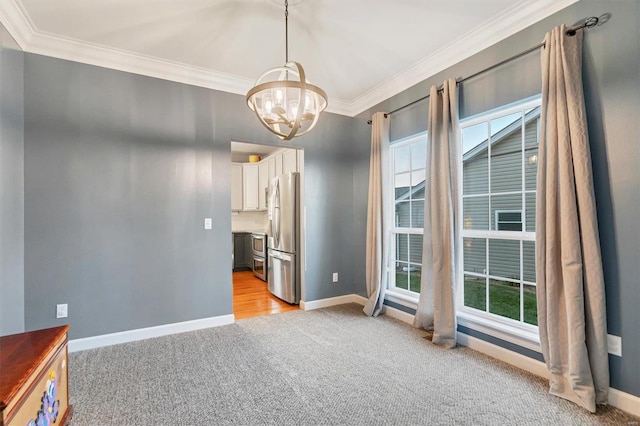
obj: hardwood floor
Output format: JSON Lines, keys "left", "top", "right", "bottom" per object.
{"left": 232, "top": 271, "right": 299, "bottom": 320}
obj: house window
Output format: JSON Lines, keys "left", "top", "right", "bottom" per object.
{"left": 388, "top": 132, "right": 427, "bottom": 297}
{"left": 495, "top": 210, "right": 522, "bottom": 231}
{"left": 459, "top": 97, "right": 540, "bottom": 333}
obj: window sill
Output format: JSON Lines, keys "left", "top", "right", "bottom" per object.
{"left": 384, "top": 290, "right": 419, "bottom": 310}
{"left": 383, "top": 292, "right": 541, "bottom": 354}
{"left": 456, "top": 310, "right": 541, "bottom": 353}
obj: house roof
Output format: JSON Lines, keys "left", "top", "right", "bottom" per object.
{"left": 462, "top": 106, "right": 541, "bottom": 162}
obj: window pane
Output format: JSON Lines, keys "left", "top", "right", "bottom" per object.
{"left": 524, "top": 111, "right": 540, "bottom": 148}
{"left": 395, "top": 263, "right": 409, "bottom": 290}
{"left": 524, "top": 284, "right": 538, "bottom": 325}
{"left": 462, "top": 122, "right": 488, "bottom": 155}
{"left": 408, "top": 265, "right": 422, "bottom": 293}
{"left": 395, "top": 201, "right": 410, "bottom": 227}
{"left": 395, "top": 172, "right": 410, "bottom": 202}
{"left": 523, "top": 241, "right": 535, "bottom": 283}
{"left": 411, "top": 138, "right": 427, "bottom": 170}
{"left": 464, "top": 275, "right": 486, "bottom": 311}
{"left": 395, "top": 144, "right": 411, "bottom": 173}
{"left": 491, "top": 148, "right": 522, "bottom": 193}
{"left": 463, "top": 196, "right": 489, "bottom": 230}
{"left": 490, "top": 112, "right": 521, "bottom": 138}
{"left": 463, "top": 237, "right": 486, "bottom": 274}
{"left": 491, "top": 194, "right": 522, "bottom": 231}
{"left": 526, "top": 193, "right": 536, "bottom": 232}
{"left": 463, "top": 154, "right": 488, "bottom": 195}
{"left": 410, "top": 201, "right": 424, "bottom": 228}
{"left": 462, "top": 121, "right": 489, "bottom": 195}
{"left": 411, "top": 169, "right": 426, "bottom": 199}
{"left": 396, "top": 234, "right": 408, "bottom": 263}
{"left": 525, "top": 147, "right": 538, "bottom": 191}
{"left": 409, "top": 234, "right": 423, "bottom": 264}
{"left": 489, "top": 278, "right": 520, "bottom": 321}
{"left": 488, "top": 239, "right": 520, "bottom": 280}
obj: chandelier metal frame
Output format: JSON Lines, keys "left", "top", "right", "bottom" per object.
{"left": 246, "top": 0, "right": 328, "bottom": 140}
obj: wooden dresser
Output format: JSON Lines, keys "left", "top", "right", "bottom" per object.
{"left": 0, "top": 326, "right": 72, "bottom": 426}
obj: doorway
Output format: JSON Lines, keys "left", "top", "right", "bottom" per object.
{"left": 231, "top": 141, "right": 305, "bottom": 320}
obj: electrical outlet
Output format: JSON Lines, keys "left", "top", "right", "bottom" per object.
{"left": 332, "top": 272, "right": 338, "bottom": 283}
{"left": 56, "top": 304, "right": 68, "bottom": 319}
{"left": 607, "top": 334, "right": 622, "bottom": 356}
{"left": 204, "top": 218, "right": 212, "bottom": 230}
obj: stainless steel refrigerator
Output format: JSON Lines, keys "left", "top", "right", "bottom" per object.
{"left": 267, "top": 172, "right": 300, "bottom": 304}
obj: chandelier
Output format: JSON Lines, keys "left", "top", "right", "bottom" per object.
{"left": 246, "top": 0, "right": 328, "bottom": 140}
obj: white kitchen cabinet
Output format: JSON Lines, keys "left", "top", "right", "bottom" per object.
{"left": 282, "top": 149, "right": 298, "bottom": 174}
{"left": 258, "top": 160, "right": 269, "bottom": 211}
{"left": 275, "top": 153, "right": 283, "bottom": 176}
{"left": 231, "top": 163, "right": 243, "bottom": 211}
{"left": 242, "top": 163, "right": 259, "bottom": 210}
{"left": 268, "top": 156, "right": 276, "bottom": 180}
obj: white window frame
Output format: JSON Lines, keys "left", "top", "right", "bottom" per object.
{"left": 457, "top": 96, "right": 541, "bottom": 350}
{"left": 385, "top": 131, "right": 427, "bottom": 306}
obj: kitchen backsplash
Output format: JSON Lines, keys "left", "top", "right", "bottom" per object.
{"left": 231, "top": 211, "right": 268, "bottom": 232}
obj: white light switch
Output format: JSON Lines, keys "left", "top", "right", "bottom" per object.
{"left": 204, "top": 218, "right": 212, "bottom": 230}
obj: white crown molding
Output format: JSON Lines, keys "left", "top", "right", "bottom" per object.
{"left": 29, "top": 31, "right": 256, "bottom": 96}
{"left": 0, "top": 0, "right": 33, "bottom": 47}
{"left": 345, "top": 0, "right": 580, "bottom": 116}
{"left": 1, "top": 0, "right": 578, "bottom": 117}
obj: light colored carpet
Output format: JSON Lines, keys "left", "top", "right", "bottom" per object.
{"left": 69, "top": 304, "right": 638, "bottom": 425}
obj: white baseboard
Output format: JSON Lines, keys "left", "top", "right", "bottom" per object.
{"left": 457, "top": 332, "right": 550, "bottom": 379}
{"left": 608, "top": 387, "right": 640, "bottom": 418}
{"left": 457, "top": 332, "right": 640, "bottom": 417}
{"left": 300, "top": 294, "right": 367, "bottom": 311}
{"left": 382, "top": 304, "right": 415, "bottom": 325}
{"left": 69, "top": 314, "right": 235, "bottom": 353}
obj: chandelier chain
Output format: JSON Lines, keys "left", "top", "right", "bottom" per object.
{"left": 285, "top": 0, "right": 289, "bottom": 63}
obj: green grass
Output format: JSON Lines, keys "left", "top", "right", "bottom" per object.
{"left": 395, "top": 271, "right": 421, "bottom": 293}
{"left": 464, "top": 278, "right": 538, "bottom": 325}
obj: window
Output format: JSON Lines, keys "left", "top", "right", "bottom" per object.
{"left": 388, "top": 132, "right": 427, "bottom": 296}
{"left": 495, "top": 210, "right": 522, "bottom": 231}
{"left": 459, "top": 98, "right": 540, "bottom": 332}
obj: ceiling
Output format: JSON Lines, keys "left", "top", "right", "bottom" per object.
{"left": 0, "top": 0, "right": 576, "bottom": 116}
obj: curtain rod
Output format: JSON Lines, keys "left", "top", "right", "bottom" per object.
{"left": 367, "top": 16, "right": 600, "bottom": 125}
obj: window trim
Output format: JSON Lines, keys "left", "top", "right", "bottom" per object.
{"left": 387, "top": 131, "right": 427, "bottom": 297}
{"left": 457, "top": 96, "right": 542, "bottom": 343}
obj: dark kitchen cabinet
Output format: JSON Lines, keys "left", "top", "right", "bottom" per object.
{"left": 233, "top": 232, "right": 252, "bottom": 272}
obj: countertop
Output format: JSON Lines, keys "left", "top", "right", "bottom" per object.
{"left": 232, "top": 229, "right": 267, "bottom": 234}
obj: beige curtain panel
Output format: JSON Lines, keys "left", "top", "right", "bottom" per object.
{"left": 414, "top": 79, "right": 459, "bottom": 348}
{"left": 364, "top": 112, "right": 390, "bottom": 317}
{"left": 536, "top": 25, "right": 609, "bottom": 413}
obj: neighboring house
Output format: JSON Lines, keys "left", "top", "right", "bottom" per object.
{"left": 462, "top": 107, "right": 540, "bottom": 278}
{"left": 394, "top": 182, "right": 424, "bottom": 265}
{"left": 393, "top": 107, "right": 540, "bottom": 273}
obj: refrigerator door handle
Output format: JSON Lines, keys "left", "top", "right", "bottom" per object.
{"left": 274, "top": 180, "right": 281, "bottom": 247}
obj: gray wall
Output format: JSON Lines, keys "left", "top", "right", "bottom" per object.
{"left": 0, "top": 23, "right": 24, "bottom": 336}
{"left": 358, "top": 0, "right": 640, "bottom": 398}
{"left": 23, "top": 55, "right": 359, "bottom": 339}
